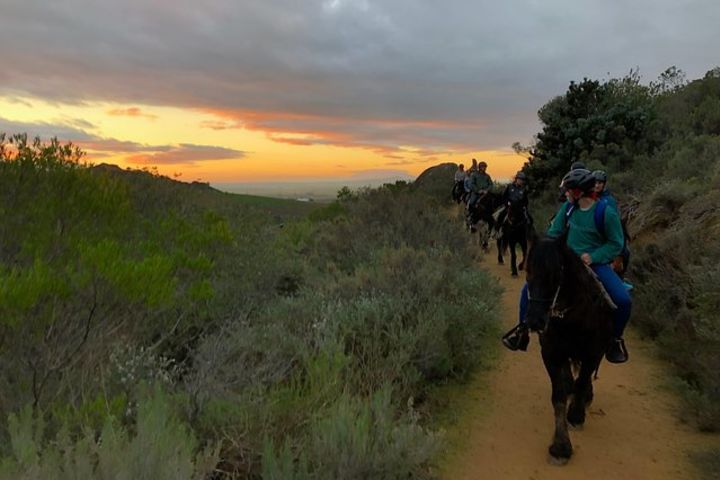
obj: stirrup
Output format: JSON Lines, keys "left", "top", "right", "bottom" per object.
{"left": 606, "top": 337, "right": 629, "bottom": 364}
{"left": 502, "top": 325, "right": 529, "bottom": 351}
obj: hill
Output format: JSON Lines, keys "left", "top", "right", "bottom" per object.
{"left": 91, "top": 162, "right": 318, "bottom": 221}
{"left": 413, "top": 162, "right": 457, "bottom": 199}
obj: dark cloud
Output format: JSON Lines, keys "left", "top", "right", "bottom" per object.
{"left": 1, "top": 1, "right": 718, "bottom": 151}
{"left": 126, "top": 144, "right": 246, "bottom": 165}
{"left": 0, "top": 117, "right": 95, "bottom": 141}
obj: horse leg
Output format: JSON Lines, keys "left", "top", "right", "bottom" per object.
{"left": 497, "top": 237, "right": 504, "bottom": 264}
{"left": 518, "top": 234, "right": 528, "bottom": 271}
{"left": 567, "top": 358, "right": 601, "bottom": 427}
{"left": 543, "top": 355, "right": 573, "bottom": 464}
{"left": 481, "top": 218, "right": 492, "bottom": 251}
{"left": 510, "top": 238, "right": 518, "bottom": 276}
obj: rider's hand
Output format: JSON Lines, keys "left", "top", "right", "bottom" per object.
{"left": 581, "top": 253, "right": 592, "bottom": 265}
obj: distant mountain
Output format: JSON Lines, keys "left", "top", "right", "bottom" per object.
{"left": 413, "top": 162, "right": 457, "bottom": 200}
{"left": 89, "top": 163, "right": 317, "bottom": 220}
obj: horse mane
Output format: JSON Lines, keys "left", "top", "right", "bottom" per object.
{"left": 529, "top": 236, "right": 613, "bottom": 316}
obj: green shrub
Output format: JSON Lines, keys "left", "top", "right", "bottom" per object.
{"left": 262, "top": 388, "right": 439, "bottom": 480}
{"left": 0, "top": 391, "right": 218, "bottom": 480}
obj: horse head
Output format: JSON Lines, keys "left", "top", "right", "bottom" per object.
{"left": 525, "top": 235, "right": 573, "bottom": 332}
{"left": 505, "top": 197, "right": 527, "bottom": 225}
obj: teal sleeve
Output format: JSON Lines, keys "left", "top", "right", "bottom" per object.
{"left": 590, "top": 207, "right": 624, "bottom": 264}
{"left": 546, "top": 203, "right": 569, "bottom": 238}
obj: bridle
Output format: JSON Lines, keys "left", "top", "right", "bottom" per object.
{"left": 527, "top": 272, "right": 569, "bottom": 332}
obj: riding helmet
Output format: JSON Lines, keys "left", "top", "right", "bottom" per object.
{"left": 561, "top": 168, "right": 595, "bottom": 193}
{"left": 570, "top": 161, "right": 586, "bottom": 170}
{"left": 478, "top": 161, "right": 488, "bottom": 168}
{"left": 592, "top": 170, "right": 608, "bottom": 183}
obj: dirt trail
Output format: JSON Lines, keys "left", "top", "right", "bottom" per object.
{"left": 440, "top": 259, "right": 719, "bottom": 480}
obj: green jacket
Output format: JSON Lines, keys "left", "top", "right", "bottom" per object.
{"left": 547, "top": 201, "right": 624, "bottom": 265}
{"left": 470, "top": 172, "right": 493, "bottom": 193}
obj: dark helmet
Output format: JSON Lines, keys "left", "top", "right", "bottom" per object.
{"left": 592, "top": 170, "right": 608, "bottom": 183}
{"left": 561, "top": 168, "right": 595, "bottom": 193}
{"left": 570, "top": 161, "right": 586, "bottom": 170}
{"left": 515, "top": 171, "right": 527, "bottom": 180}
{"left": 478, "top": 161, "right": 488, "bottom": 168}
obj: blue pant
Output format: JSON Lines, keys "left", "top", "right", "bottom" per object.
{"left": 519, "top": 264, "right": 631, "bottom": 337}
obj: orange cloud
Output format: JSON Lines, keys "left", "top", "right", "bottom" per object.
{"left": 199, "top": 107, "right": 492, "bottom": 157}
{"left": 106, "top": 107, "right": 157, "bottom": 120}
{"left": 199, "top": 120, "right": 240, "bottom": 130}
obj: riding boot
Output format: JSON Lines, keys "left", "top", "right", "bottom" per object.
{"left": 502, "top": 324, "right": 529, "bottom": 351}
{"left": 606, "top": 337, "right": 629, "bottom": 363}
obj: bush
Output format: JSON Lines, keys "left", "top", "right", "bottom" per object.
{"left": 629, "top": 192, "right": 720, "bottom": 431}
{"left": 0, "top": 390, "right": 218, "bottom": 480}
{"left": 0, "top": 135, "right": 501, "bottom": 477}
{"left": 182, "top": 186, "right": 499, "bottom": 476}
{"left": 262, "top": 388, "right": 440, "bottom": 480}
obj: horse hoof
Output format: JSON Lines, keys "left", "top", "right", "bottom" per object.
{"left": 568, "top": 422, "right": 584, "bottom": 431}
{"left": 547, "top": 454, "right": 570, "bottom": 466}
{"left": 498, "top": 260, "right": 504, "bottom": 265}
{"left": 511, "top": 272, "right": 518, "bottom": 277}
{"left": 548, "top": 443, "right": 572, "bottom": 465}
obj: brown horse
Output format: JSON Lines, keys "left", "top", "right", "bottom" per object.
{"left": 525, "top": 235, "right": 614, "bottom": 464}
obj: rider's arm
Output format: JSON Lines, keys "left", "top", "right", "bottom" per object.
{"left": 482, "top": 175, "right": 493, "bottom": 191}
{"left": 589, "top": 207, "right": 624, "bottom": 264}
{"left": 546, "top": 203, "right": 570, "bottom": 237}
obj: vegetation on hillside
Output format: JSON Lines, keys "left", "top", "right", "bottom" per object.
{"left": 518, "top": 67, "right": 720, "bottom": 435}
{"left": 0, "top": 133, "right": 499, "bottom": 478}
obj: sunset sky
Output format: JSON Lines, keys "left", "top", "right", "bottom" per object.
{"left": 1, "top": 0, "right": 718, "bottom": 186}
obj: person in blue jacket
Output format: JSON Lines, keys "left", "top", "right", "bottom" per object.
{"left": 592, "top": 170, "right": 618, "bottom": 211}
{"left": 593, "top": 169, "right": 631, "bottom": 275}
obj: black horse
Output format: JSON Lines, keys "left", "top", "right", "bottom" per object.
{"left": 466, "top": 192, "right": 502, "bottom": 250}
{"left": 496, "top": 199, "right": 533, "bottom": 276}
{"left": 525, "top": 236, "right": 614, "bottom": 464}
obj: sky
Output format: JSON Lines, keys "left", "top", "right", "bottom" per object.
{"left": 1, "top": 0, "right": 718, "bottom": 186}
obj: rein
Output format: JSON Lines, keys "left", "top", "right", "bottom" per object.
{"left": 527, "top": 282, "right": 569, "bottom": 334}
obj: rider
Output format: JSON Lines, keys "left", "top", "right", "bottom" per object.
{"left": 558, "top": 161, "right": 588, "bottom": 201}
{"left": 495, "top": 171, "right": 531, "bottom": 235}
{"left": 453, "top": 164, "right": 466, "bottom": 203}
{"left": 592, "top": 170, "right": 618, "bottom": 211}
{"left": 593, "top": 170, "right": 630, "bottom": 275}
{"left": 502, "top": 168, "right": 631, "bottom": 363}
{"left": 467, "top": 161, "right": 493, "bottom": 209}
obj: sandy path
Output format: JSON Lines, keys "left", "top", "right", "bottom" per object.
{"left": 440, "top": 259, "right": 719, "bottom": 480}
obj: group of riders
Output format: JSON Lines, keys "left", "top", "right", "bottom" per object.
{"left": 452, "top": 160, "right": 631, "bottom": 364}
